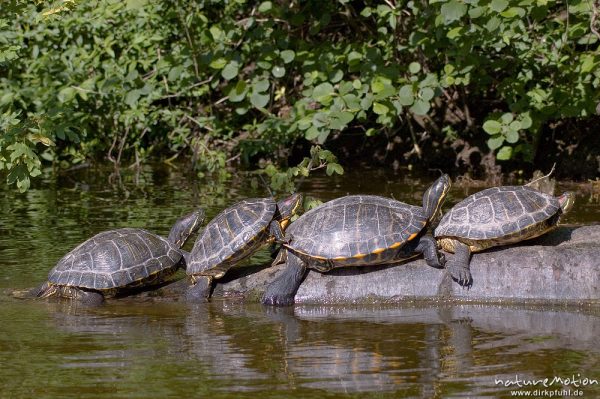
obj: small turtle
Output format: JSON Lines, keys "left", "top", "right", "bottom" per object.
{"left": 33, "top": 209, "right": 204, "bottom": 304}
{"left": 262, "top": 175, "right": 451, "bottom": 306}
{"left": 186, "top": 193, "right": 303, "bottom": 301}
{"left": 434, "top": 186, "right": 575, "bottom": 286}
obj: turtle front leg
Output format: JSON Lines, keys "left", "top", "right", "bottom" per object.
{"left": 268, "top": 221, "right": 289, "bottom": 244}
{"left": 413, "top": 234, "right": 445, "bottom": 268}
{"left": 186, "top": 275, "right": 213, "bottom": 302}
{"left": 446, "top": 240, "right": 473, "bottom": 288}
{"left": 262, "top": 250, "right": 307, "bottom": 306}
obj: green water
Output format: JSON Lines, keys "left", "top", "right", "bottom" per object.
{"left": 1, "top": 165, "right": 599, "bottom": 398}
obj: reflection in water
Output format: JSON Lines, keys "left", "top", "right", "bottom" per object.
{"left": 20, "top": 301, "right": 597, "bottom": 397}
{"left": 1, "top": 165, "right": 599, "bottom": 398}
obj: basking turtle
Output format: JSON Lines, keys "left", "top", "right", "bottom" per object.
{"left": 186, "top": 193, "right": 303, "bottom": 301}
{"left": 33, "top": 209, "right": 204, "bottom": 304}
{"left": 262, "top": 175, "right": 451, "bottom": 306}
{"left": 434, "top": 186, "right": 575, "bottom": 286}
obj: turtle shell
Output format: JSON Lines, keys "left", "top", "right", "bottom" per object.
{"left": 187, "top": 198, "right": 276, "bottom": 278}
{"left": 48, "top": 228, "right": 182, "bottom": 291}
{"left": 434, "top": 186, "right": 561, "bottom": 241}
{"left": 284, "top": 195, "right": 427, "bottom": 270}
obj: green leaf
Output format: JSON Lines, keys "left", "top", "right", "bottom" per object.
{"left": 483, "top": 120, "right": 502, "bottom": 134}
{"left": 305, "top": 126, "right": 320, "bottom": 140}
{"left": 506, "top": 129, "right": 519, "bottom": 143}
{"left": 125, "top": 90, "right": 141, "bottom": 107}
{"left": 500, "top": 113, "right": 514, "bottom": 124}
{"left": 280, "top": 50, "right": 295, "bottom": 64}
{"left": 496, "top": 146, "right": 513, "bottom": 160}
{"left": 519, "top": 114, "right": 533, "bottom": 129}
{"left": 508, "top": 121, "right": 521, "bottom": 131}
{"left": 317, "top": 129, "right": 330, "bottom": 144}
{"left": 399, "top": 85, "right": 414, "bottom": 106}
{"left": 298, "top": 117, "right": 312, "bottom": 130}
{"left": 446, "top": 27, "right": 462, "bottom": 39}
{"left": 258, "top": 1, "right": 273, "bottom": 13}
{"left": 58, "top": 87, "right": 76, "bottom": 103}
{"left": 272, "top": 66, "right": 286, "bottom": 78}
{"left": 373, "top": 102, "right": 389, "bottom": 115}
{"left": 338, "top": 81, "right": 354, "bottom": 96}
{"left": 313, "top": 82, "right": 335, "bottom": 104}
{"left": 312, "top": 112, "right": 329, "bottom": 128}
{"left": 485, "top": 16, "right": 501, "bottom": 31}
{"left": 209, "top": 58, "right": 227, "bottom": 69}
{"left": 347, "top": 51, "right": 363, "bottom": 66}
{"left": 487, "top": 135, "right": 504, "bottom": 150}
{"left": 420, "top": 87, "right": 435, "bottom": 101}
{"left": 221, "top": 61, "right": 239, "bottom": 80}
{"left": 409, "top": 62, "right": 421, "bottom": 74}
{"left": 326, "top": 163, "right": 344, "bottom": 176}
{"left": 342, "top": 93, "right": 361, "bottom": 110}
{"left": 500, "top": 7, "right": 525, "bottom": 18}
{"left": 253, "top": 79, "right": 270, "bottom": 93}
{"left": 209, "top": 26, "right": 223, "bottom": 41}
{"left": 250, "top": 92, "right": 270, "bottom": 108}
{"left": 360, "top": 7, "right": 372, "bottom": 17}
{"left": 490, "top": 0, "right": 508, "bottom": 12}
{"left": 228, "top": 80, "right": 248, "bottom": 102}
{"left": 441, "top": 0, "right": 467, "bottom": 24}
{"left": 410, "top": 99, "right": 430, "bottom": 115}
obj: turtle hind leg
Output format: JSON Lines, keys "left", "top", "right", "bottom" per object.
{"left": 446, "top": 241, "right": 473, "bottom": 288}
{"left": 262, "top": 251, "right": 307, "bottom": 307}
{"left": 73, "top": 288, "right": 105, "bottom": 306}
{"left": 414, "top": 234, "right": 445, "bottom": 268}
{"left": 186, "top": 275, "right": 212, "bottom": 302}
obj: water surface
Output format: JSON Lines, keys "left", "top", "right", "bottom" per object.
{"left": 1, "top": 165, "right": 599, "bottom": 398}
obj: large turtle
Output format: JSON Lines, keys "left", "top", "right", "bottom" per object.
{"left": 434, "top": 186, "right": 575, "bottom": 286}
{"left": 261, "top": 174, "right": 451, "bottom": 306}
{"left": 186, "top": 193, "right": 303, "bottom": 301}
{"left": 33, "top": 209, "right": 204, "bottom": 304}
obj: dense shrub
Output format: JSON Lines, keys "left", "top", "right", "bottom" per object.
{"left": 1, "top": 0, "right": 599, "bottom": 191}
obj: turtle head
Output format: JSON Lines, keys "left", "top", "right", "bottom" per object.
{"left": 168, "top": 209, "right": 205, "bottom": 248}
{"left": 276, "top": 193, "right": 303, "bottom": 229}
{"left": 558, "top": 191, "right": 575, "bottom": 214}
{"left": 422, "top": 174, "right": 451, "bottom": 221}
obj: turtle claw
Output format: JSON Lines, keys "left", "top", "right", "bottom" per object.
{"left": 446, "top": 262, "right": 472, "bottom": 289}
{"left": 438, "top": 252, "right": 446, "bottom": 267}
{"left": 261, "top": 293, "right": 295, "bottom": 307}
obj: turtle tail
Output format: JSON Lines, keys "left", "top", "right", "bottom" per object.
{"left": 11, "top": 281, "right": 54, "bottom": 299}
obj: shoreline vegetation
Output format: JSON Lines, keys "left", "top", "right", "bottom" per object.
{"left": 1, "top": 1, "right": 599, "bottom": 193}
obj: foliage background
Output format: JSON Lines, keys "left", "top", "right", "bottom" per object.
{"left": 1, "top": 0, "right": 599, "bottom": 192}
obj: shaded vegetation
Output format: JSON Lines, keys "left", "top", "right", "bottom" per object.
{"left": 1, "top": 0, "right": 599, "bottom": 192}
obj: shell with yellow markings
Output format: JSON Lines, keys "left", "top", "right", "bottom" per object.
{"left": 36, "top": 209, "right": 204, "bottom": 302}
{"left": 282, "top": 195, "right": 428, "bottom": 272}
{"left": 187, "top": 194, "right": 302, "bottom": 280}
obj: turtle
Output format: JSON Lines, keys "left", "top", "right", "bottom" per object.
{"left": 185, "top": 193, "right": 303, "bottom": 302}
{"left": 261, "top": 174, "right": 451, "bottom": 306}
{"left": 32, "top": 209, "right": 204, "bottom": 304}
{"left": 434, "top": 186, "right": 575, "bottom": 287}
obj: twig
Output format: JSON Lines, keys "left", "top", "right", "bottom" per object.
{"left": 160, "top": 78, "right": 213, "bottom": 100}
{"left": 526, "top": 163, "right": 556, "bottom": 187}
{"left": 383, "top": 0, "right": 396, "bottom": 10}
{"left": 406, "top": 117, "right": 423, "bottom": 159}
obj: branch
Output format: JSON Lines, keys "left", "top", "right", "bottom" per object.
{"left": 591, "top": 0, "right": 600, "bottom": 40}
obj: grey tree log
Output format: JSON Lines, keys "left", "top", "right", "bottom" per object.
{"left": 204, "top": 225, "right": 600, "bottom": 305}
